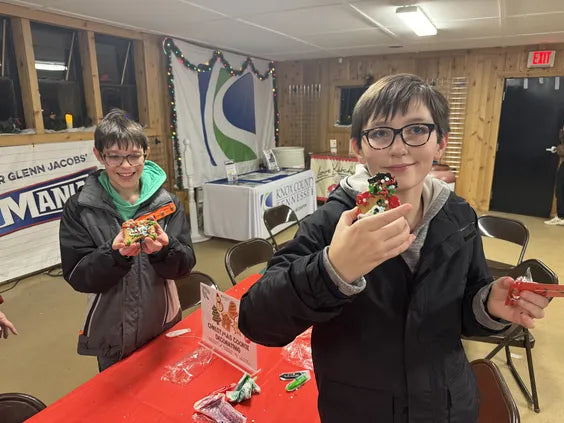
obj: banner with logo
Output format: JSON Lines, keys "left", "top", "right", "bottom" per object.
{"left": 200, "top": 282, "right": 258, "bottom": 374}
{"left": 0, "top": 141, "right": 99, "bottom": 282}
{"left": 170, "top": 39, "right": 275, "bottom": 188}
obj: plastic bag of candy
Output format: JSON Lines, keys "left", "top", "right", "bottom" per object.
{"left": 193, "top": 393, "right": 246, "bottom": 423}
{"left": 161, "top": 346, "right": 215, "bottom": 385}
{"left": 281, "top": 327, "right": 313, "bottom": 370}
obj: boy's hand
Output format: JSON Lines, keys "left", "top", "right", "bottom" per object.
{"left": 0, "top": 311, "right": 18, "bottom": 339}
{"left": 328, "top": 203, "right": 415, "bottom": 283}
{"left": 487, "top": 277, "right": 549, "bottom": 329}
{"left": 112, "top": 231, "right": 142, "bottom": 257}
{"left": 141, "top": 222, "right": 169, "bottom": 255}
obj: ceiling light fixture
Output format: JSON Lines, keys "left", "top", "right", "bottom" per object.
{"left": 35, "top": 61, "right": 67, "bottom": 71}
{"left": 396, "top": 5, "right": 437, "bottom": 37}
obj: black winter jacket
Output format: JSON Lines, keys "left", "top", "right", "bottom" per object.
{"left": 239, "top": 186, "right": 498, "bottom": 423}
{"left": 59, "top": 172, "right": 196, "bottom": 358}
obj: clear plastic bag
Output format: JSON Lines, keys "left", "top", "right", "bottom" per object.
{"left": 281, "top": 327, "right": 313, "bottom": 370}
{"left": 193, "top": 393, "right": 247, "bottom": 423}
{"left": 161, "top": 346, "right": 215, "bottom": 385}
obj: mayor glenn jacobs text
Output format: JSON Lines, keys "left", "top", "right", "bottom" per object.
{"left": 0, "top": 154, "right": 89, "bottom": 185}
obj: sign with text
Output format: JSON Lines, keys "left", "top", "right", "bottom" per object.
{"left": 0, "top": 141, "right": 99, "bottom": 282}
{"left": 200, "top": 283, "right": 258, "bottom": 374}
{"left": 258, "top": 169, "right": 315, "bottom": 221}
{"left": 527, "top": 50, "right": 556, "bottom": 68}
{"left": 310, "top": 154, "right": 358, "bottom": 201}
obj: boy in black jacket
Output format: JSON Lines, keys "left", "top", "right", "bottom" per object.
{"left": 239, "top": 74, "right": 549, "bottom": 422}
{"left": 60, "top": 110, "right": 196, "bottom": 371}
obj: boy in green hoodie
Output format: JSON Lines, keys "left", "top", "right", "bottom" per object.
{"left": 60, "top": 109, "right": 196, "bottom": 371}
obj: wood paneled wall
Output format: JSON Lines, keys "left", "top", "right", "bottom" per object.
{"left": 277, "top": 44, "right": 564, "bottom": 212}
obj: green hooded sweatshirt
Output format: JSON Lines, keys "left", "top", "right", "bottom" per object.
{"left": 98, "top": 160, "right": 167, "bottom": 221}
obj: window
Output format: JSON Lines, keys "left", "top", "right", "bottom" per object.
{"left": 31, "top": 22, "right": 88, "bottom": 130}
{"left": 0, "top": 17, "right": 25, "bottom": 132}
{"left": 429, "top": 77, "right": 468, "bottom": 177}
{"left": 95, "top": 34, "right": 138, "bottom": 122}
{"left": 337, "top": 86, "right": 368, "bottom": 126}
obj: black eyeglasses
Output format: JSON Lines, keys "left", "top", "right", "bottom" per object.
{"left": 102, "top": 153, "right": 146, "bottom": 167}
{"left": 361, "top": 123, "right": 436, "bottom": 150}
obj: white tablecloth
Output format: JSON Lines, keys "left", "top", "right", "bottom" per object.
{"left": 203, "top": 169, "right": 316, "bottom": 241}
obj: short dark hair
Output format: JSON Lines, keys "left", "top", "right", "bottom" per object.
{"left": 94, "top": 109, "right": 148, "bottom": 152}
{"left": 351, "top": 74, "right": 450, "bottom": 148}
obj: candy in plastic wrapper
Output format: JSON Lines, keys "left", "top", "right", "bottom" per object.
{"left": 226, "top": 374, "right": 261, "bottom": 403}
{"left": 279, "top": 371, "right": 308, "bottom": 381}
{"left": 285, "top": 370, "right": 311, "bottom": 392}
{"left": 161, "top": 346, "right": 215, "bottom": 385}
{"left": 192, "top": 413, "right": 215, "bottom": 422}
{"left": 281, "top": 327, "right": 313, "bottom": 370}
{"left": 193, "top": 393, "right": 246, "bottom": 423}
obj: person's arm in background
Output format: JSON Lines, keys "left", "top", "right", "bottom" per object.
{"left": 60, "top": 196, "right": 134, "bottom": 293}
{"left": 143, "top": 196, "right": 196, "bottom": 280}
{"left": 0, "top": 311, "right": 18, "bottom": 339}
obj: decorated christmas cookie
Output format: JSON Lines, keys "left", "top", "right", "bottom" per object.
{"left": 356, "top": 172, "right": 400, "bottom": 216}
{"left": 121, "top": 218, "right": 157, "bottom": 246}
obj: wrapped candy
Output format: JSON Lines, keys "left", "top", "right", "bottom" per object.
{"left": 281, "top": 327, "right": 313, "bottom": 370}
{"left": 193, "top": 393, "right": 246, "bottom": 423}
{"left": 225, "top": 374, "right": 261, "bottom": 403}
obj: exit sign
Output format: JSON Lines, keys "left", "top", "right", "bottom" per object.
{"left": 527, "top": 50, "right": 556, "bottom": 68}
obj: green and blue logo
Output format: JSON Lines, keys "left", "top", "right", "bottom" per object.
{"left": 199, "top": 69, "right": 258, "bottom": 166}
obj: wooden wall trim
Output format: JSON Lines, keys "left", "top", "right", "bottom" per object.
{"left": 134, "top": 39, "right": 149, "bottom": 128}
{"left": 0, "top": 128, "right": 160, "bottom": 147}
{"left": 1, "top": 3, "right": 144, "bottom": 39}
{"left": 78, "top": 31, "right": 103, "bottom": 125}
{"left": 10, "top": 17, "right": 44, "bottom": 133}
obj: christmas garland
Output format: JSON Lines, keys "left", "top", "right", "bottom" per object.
{"left": 163, "top": 37, "right": 279, "bottom": 189}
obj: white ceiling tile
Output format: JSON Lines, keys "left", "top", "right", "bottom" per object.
{"left": 21, "top": 0, "right": 225, "bottom": 28}
{"left": 186, "top": 0, "right": 341, "bottom": 17}
{"left": 348, "top": 2, "right": 405, "bottom": 27}
{"left": 419, "top": 0, "right": 499, "bottom": 21}
{"left": 434, "top": 17, "right": 502, "bottom": 38}
{"left": 503, "top": 13, "right": 564, "bottom": 36}
{"left": 242, "top": 4, "right": 373, "bottom": 36}
{"left": 504, "top": 0, "right": 564, "bottom": 17}
{"left": 351, "top": 0, "right": 498, "bottom": 29}
{"left": 301, "top": 28, "right": 392, "bottom": 49}
{"left": 174, "top": 19, "right": 316, "bottom": 57}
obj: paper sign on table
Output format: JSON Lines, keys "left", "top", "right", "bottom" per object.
{"left": 200, "top": 283, "right": 258, "bottom": 374}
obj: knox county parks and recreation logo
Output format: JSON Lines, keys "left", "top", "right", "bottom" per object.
{"left": 0, "top": 168, "right": 95, "bottom": 237}
{"left": 199, "top": 68, "right": 263, "bottom": 166}
{"left": 260, "top": 176, "right": 314, "bottom": 213}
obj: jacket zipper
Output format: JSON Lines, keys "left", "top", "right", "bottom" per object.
{"left": 162, "top": 281, "right": 169, "bottom": 326}
{"left": 83, "top": 293, "right": 102, "bottom": 337}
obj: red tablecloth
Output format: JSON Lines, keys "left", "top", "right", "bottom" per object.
{"left": 28, "top": 274, "right": 320, "bottom": 423}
